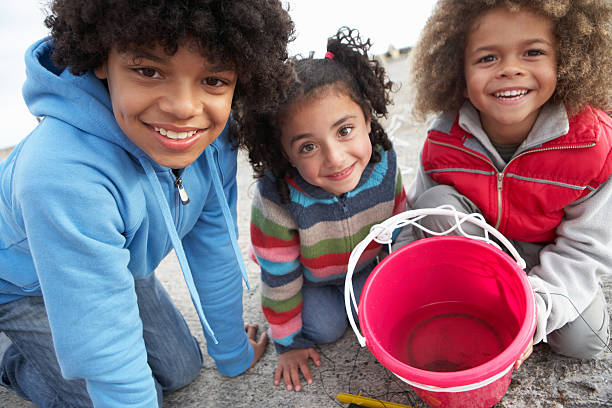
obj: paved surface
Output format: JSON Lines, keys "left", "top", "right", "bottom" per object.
{"left": 1, "top": 56, "right": 610, "bottom": 408}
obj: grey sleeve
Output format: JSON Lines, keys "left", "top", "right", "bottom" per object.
{"left": 528, "top": 175, "right": 612, "bottom": 344}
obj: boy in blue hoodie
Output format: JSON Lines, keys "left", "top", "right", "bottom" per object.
{"left": 0, "top": 1, "right": 294, "bottom": 407}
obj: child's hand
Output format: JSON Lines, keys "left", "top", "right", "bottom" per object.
{"left": 514, "top": 338, "right": 533, "bottom": 370}
{"left": 246, "top": 323, "right": 268, "bottom": 369}
{"left": 274, "top": 347, "right": 321, "bottom": 392}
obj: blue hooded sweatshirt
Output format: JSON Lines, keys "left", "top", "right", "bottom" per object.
{"left": 0, "top": 38, "right": 252, "bottom": 407}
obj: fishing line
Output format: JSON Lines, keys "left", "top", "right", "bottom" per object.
{"left": 347, "top": 340, "right": 362, "bottom": 395}
{"left": 321, "top": 293, "right": 609, "bottom": 407}
{"left": 534, "top": 290, "right": 611, "bottom": 353}
{"left": 317, "top": 341, "right": 417, "bottom": 407}
{"left": 337, "top": 208, "right": 609, "bottom": 406}
{"left": 316, "top": 346, "right": 347, "bottom": 407}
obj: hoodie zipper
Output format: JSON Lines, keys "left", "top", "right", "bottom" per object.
{"left": 430, "top": 140, "right": 596, "bottom": 228}
{"left": 173, "top": 171, "right": 190, "bottom": 205}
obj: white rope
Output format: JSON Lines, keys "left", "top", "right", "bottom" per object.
{"left": 345, "top": 205, "right": 528, "bottom": 348}
{"left": 370, "top": 204, "right": 503, "bottom": 250}
{"left": 539, "top": 285, "right": 553, "bottom": 343}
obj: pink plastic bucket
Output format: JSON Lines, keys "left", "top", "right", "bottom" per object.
{"left": 345, "top": 210, "right": 536, "bottom": 408}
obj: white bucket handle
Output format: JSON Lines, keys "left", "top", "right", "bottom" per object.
{"left": 344, "top": 205, "right": 526, "bottom": 348}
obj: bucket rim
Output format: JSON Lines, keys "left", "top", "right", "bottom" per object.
{"left": 394, "top": 362, "right": 514, "bottom": 392}
{"left": 359, "top": 236, "right": 537, "bottom": 389}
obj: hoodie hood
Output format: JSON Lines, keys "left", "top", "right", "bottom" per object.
{"left": 23, "top": 38, "right": 145, "bottom": 158}
{"left": 21, "top": 38, "right": 249, "bottom": 342}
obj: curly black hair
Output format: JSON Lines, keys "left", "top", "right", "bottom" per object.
{"left": 409, "top": 0, "right": 612, "bottom": 121}
{"left": 44, "top": 0, "right": 295, "bottom": 146}
{"left": 243, "top": 26, "right": 394, "bottom": 202}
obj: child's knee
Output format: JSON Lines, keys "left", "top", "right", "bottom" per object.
{"left": 158, "top": 362, "right": 201, "bottom": 394}
{"left": 548, "top": 330, "right": 609, "bottom": 360}
{"left": 415, "top": 185, "right": 482, "bottom": 215}
{"left": 156, "top": 337, "right": 203, "bottom": 393}
{"left": 414, "top": 185, "right": 465, "bottom": 210}
{"left": 547, "top": 291, "right": 609, "bottom": 360}
{"left": 413, "top": 185, "right": 483, "bottom": 237}
{"left": 314, "top": 322, "right": 348, "bottom": 344}
{"left": 303, "top": 317, "right": 348, "bottom": 345}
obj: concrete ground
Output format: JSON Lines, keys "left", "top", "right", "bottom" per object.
{"left": 1, "top": 56, "right": 611, "bottom": 408}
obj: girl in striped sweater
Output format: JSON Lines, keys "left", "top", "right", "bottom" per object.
{"left": 243, "top": 27, "right": 407, "bottom": 392}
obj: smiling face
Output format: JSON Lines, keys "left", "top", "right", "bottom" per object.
{"left": 94, "top": 41, "right": 237, "bottom": 168}
{"left": 464, "top": 7, "right": 557, "bottom": 145}
{"left": 280, "top": 89, "right": 372, "bottom": 196}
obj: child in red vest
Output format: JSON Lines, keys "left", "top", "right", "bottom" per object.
{"left": 395, "top": 0, "right": 611, "bottom": 368}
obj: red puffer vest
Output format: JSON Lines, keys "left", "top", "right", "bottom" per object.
{"left": 422, "top": 106, "right": 612, "bottom": 243}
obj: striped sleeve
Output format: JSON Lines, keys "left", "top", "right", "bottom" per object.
{"left": 250, "top": 181, "right": 304, "bottom": 346}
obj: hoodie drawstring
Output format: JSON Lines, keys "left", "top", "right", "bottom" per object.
{"left": 205, "top": 148, "right": 250, "bottom": 290}
{"left": 140, "top": 158, "right": 218, "bottom": 344}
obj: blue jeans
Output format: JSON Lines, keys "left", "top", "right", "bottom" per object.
{"left": 275, "top": 265, "right": 373, "bottom": 353}
{"left": 0, "top": 272, "right": 203, "bottom": 407}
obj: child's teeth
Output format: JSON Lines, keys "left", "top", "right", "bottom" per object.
{"left": 495, "top": 89, "right": 528, "bottom": 98}
{"left": 154, "top": 127, "right": 196, "bottom": 140}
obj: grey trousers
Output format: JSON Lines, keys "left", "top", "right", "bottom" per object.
{"left": 393, "top": 184, "right": 610, "bottom": 359}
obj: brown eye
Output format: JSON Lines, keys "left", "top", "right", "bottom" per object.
{"left": 526, "top": 49, "right": 545, "bottom": 57}
{"left": 204, "top": 77, "right": 225, "bottom": 87}
{"left": 299, "top": 143, "right": 316, "bottom": 154}
{"left": 477, "top": 55, "right": 496, "bottom": 63}
{"left": 338, "top": 126, "right": 353, "bottom": 138}
{"left": 136, "top": 68, "right": 159, "bottom": 78}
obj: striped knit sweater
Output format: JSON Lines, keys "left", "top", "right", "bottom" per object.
{"left": 250, "top": 148, "right": 407, "bottom": 347}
